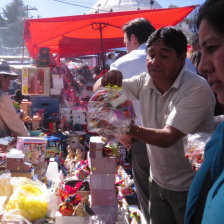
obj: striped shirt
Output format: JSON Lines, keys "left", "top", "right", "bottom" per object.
{"left": 123, "top": 65, "right": 216, "bottom": 191}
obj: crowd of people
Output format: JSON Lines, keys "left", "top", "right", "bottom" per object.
{"left": 1, "top": 0, "right": 224, "bottom": 223}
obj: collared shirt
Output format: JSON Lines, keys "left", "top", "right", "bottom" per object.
{"left": 110, "top": 44, "right": 197, "bottom": 126}
{"left": 123, "top": 66, "right": 215, "bottom": 191}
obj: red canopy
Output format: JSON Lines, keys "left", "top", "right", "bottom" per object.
{"left": 24, "top": 5, "right": 197, "bottom": 58}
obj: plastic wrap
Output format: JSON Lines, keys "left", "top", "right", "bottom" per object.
{"left": 87, "top": 87, "right": 135, "bottom": 140}
{"left": 1, "top": 209, "right": 32, "bottom": 224}
{"left": 184, "top": 133, "right": 211, "bottom": 168}
{"left": 5, "top": 177, "right": 48, "bottom": 222}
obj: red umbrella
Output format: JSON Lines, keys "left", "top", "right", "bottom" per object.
{"left": 24, "top": 5, "right": 198, "bottom": 59}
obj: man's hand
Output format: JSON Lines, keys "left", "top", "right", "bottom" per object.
{"left": 118, "top": 134, "right": 132, "bottom": 150}
{"left": 101, "top": 70, "right": 123, "bottom": 87}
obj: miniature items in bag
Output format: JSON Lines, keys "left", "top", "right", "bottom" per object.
{"left": 184, "top": 133, "right": 211, "bottom": 169}
{"left": 87, "top": 86, "right": 135, "bottom": 140}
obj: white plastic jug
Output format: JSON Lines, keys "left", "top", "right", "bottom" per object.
{"left": 46, "top": 158, "right": 59, "bottom": 182}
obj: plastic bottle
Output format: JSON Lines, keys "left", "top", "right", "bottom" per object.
{"left": 45, "top": 158, "right": 59, "bottom": 184}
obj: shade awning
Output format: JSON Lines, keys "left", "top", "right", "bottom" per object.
{"left": 24, "top": 5, "right": 198, "bottom": 58}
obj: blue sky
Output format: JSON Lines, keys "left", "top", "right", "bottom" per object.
{"left": 0, "top": 0, "right": 205, "bottom": 18}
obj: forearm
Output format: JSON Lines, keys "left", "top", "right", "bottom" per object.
{"left": 128, "top": 124, "right": 184, "bottom": 148}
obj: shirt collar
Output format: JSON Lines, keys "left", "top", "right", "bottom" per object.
{"left": 138, "top": 43, "right": 146, "bottom": 50}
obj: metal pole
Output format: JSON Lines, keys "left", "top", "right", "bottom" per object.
{"left": 99, "top": 23, "right": 106, "bottom": 72}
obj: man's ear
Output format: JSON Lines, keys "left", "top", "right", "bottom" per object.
{"left": 130, "top": 34, "right": 137, "bottom": 43}
{"left": 130, "top": 34, "right": 140, "bottom": 48}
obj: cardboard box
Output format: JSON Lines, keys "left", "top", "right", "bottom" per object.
{"left": 6, "top": 149, "right": 31, "bottom": 172}
{"left": 11, "top": 170, "right": 34, "bottom": 179}
{"left": 90, "top": 174, "right": 115, "bottom": 190}
{"left": 30, "top": 96, "right": 60, "bottom": 117}
{"left": 6, "top": 158, "right": 31, "bottom": 172}
{"left": 60, "top": 108, "right": 72, "bottom": 114}
{"left": 91, "top": 189, "right": 117, "bottom": 206}
{"left": 88, "top": 151, "right": 103, "bottom": 159}
{"left": 16, "top": 137, "right": 47, "bottom": 164}
{"left": 88, "top": 156, "right": 117, "bottom": 174}
{"left": 33, "top": 162, "right": 47, "bottom": 179}
{"left": 22, "top": 66, "right": 50, "bottom": 96}
{"left": 89, "top": 136, "right": 105, "bottom": 151}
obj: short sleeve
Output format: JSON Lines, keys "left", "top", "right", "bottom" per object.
{"left": 166, "top": 85, "right": 215, "bottom": 134}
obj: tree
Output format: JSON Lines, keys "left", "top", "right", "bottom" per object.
{"left": 168, "top": 4, "right": 178, "bottom": 8}
{"left": 0, "top": 0, "right": 26, "bottom": 55}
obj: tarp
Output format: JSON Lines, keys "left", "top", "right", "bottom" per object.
{"left": 24, "top": 5, "right": 197, "bottom": 58}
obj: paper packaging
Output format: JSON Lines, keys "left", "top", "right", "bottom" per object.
{"left": 88, "top": 151, "right": 103, "bottom": 159}
{"left": 91, "top": 189, "right": 117, "bottom": 206}
{"left": 72, "top": 106, "right": 86, "bottom": 113}
{"left": 16, "top": 137, "right": 47, "bottom": 164}
{"left": 52, "top": 74, "right": 64, "bottom": 89}
{"left": 60, "top": 108, "right": 72, "bottom": 114}
{"left": 88, "top": 156, "right": 117, "bottom": 174}
{"left": 6, "top": 158, "right": 31, "bottom": 172}
{"left": 50, "top": 88, "right": 61, "bottom": 95}
{"left": 6, "top": 149, "right": 31, "bottom": 172}
{"left": 72, "top": 118, "right": 86, "bottom": 125}
{"left": 89, "top": 136, "right": 105, "bottom": 151}
{"left": 22, "top": 66, "right": 50, "bottom": 96}
{"left": 90, "top": 174, "right": 115, "bottom": 190}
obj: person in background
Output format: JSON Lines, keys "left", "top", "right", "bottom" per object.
{"left": 185, "top": 0, "right": 224, "bottom": 223}
{"left": 190, "top": 50, "right": 202, "bottom": 75}
{"left": 0, "top": 59, "right": 29, "bottom": 137}
{"left": 106, "top": 53, "right": 116, "bottom": 66}
{"left": 95, "top": 26, "right": 215, "bottom": 224}
{"left": 110, "top": 17, "right": 155, "bottom": 223}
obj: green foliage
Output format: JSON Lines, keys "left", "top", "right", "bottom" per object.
{"left": 168, "top": 4, "right": 178, "bottom": 8}
{"left": 0, "top": 0, "right": 26, "bottom": 53}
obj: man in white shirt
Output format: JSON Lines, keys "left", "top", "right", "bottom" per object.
{"left": 97, "top": 26, "right": 215, "bottom": 224}
{"left": 109, "top": 18, "right": 198, "bottom": 223}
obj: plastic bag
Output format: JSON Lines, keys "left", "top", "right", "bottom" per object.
{"left": 1, "top": 209, "right": 32, "bottom": 224}
{"left": 5, "top": 177, "right": 48, "bottom": 222}
{"left": 87, "top": 87, "right": 135, "bottom": 140}
{"left": 184, "top": 133, "right": 211, "bottom": 168}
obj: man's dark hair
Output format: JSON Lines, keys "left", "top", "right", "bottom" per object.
{"left": 196, "top": 0, "right": 224, "bottom": 34}
{"left": 146, "top": 26, "right": 187, "bottom": 56}
{"left": 122, "top": 18, "right": 155, "bottom": 45}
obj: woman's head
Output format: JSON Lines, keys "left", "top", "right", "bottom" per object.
{"left": 197, "top": 0, "right": 224, "bottom": 104}
{"left": 196, "top": 0, "right": 224, "bottom": 35}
